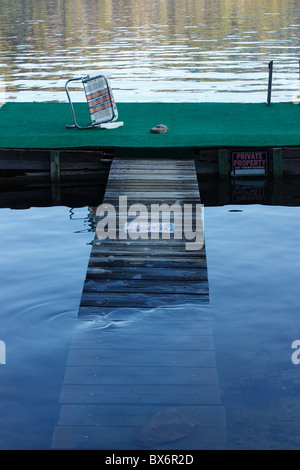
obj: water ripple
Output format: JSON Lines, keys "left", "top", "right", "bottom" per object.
{"left": 0, "top": 0, "right": 299, "bottom": 102}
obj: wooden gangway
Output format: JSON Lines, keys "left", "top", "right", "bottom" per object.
{"left": 79, "top": 158, "right": 209, "bottom": 312}
{"left": 51, "top": 158, "right": 226, "bottom": 450}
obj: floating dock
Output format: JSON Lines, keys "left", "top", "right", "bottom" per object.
{"left": 0, "top": 102, "right": 300, "bottom": 177}
{"left": 51, "top": 158, "right": 227, "bottom": 450}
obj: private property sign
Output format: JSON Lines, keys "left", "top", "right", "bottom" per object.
{"left": 232, "top": 151, "right": 267, "bottom": 176}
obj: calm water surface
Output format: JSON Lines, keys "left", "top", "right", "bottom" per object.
{"left": 0, "top": 0, "right": 299, "bottom": 450}
{"left": 0, "top": 0, "right": 300, "bottom": 103}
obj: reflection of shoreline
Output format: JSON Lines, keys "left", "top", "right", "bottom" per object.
{"left": 0, "top": 0, "right": 299, "bottom": 102}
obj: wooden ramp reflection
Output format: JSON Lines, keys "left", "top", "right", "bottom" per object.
{"left": 51, "top": 159, "right": 226, "bottom": 450}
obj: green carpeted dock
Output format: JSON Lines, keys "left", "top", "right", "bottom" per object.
{"left": 0, "top": 101, "right": 300, "bottom": 150}
{"left": 1, "top": 101, "right": 300, "bottom": 177}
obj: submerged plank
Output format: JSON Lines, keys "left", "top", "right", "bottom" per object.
{"left": 82, "top": 278, "right": 209, "bottom": 294}
{"left": 57, "top": 404, "right": 226, "bottom": 427}
{"left": 62, "top": 365, "right": 217, "bottom": 385}
{"left": 51, "top": 422, "right": 227, "bottom": 450}
{"left": 86, "top": 266, "right": 208, "bottom": 280}
{"left": 66, "top": 348, "right": 216, "bottom": 368}
{"left": 80, "top": 292, "right": 209, "bottom": 308}
{"left": 59, "top": 384, "right": 221, "bottom": 405}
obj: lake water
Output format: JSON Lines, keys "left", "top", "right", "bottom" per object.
{"left": 0, "top": 0, "right": 300, "bottom": 103}
{"left": 0, "top": 0, "right": 299, "bottom": 451}
{"left": 0, "top": 198, "right": 299, "bottom": 450}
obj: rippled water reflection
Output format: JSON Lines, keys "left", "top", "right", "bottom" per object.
{"left": 0, "top": 0, "right": 300, "bottom": 103}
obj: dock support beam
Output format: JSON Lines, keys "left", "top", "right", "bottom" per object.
{"left": 50, "top": 150, "right": 60, "bottom": 181}
{"left": 50, "top": 150, "right": 61, "bottom": 205}
{"left": 218, "top": 149, "right": 229, "bottom": 178}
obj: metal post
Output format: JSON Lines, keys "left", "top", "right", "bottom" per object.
{"left": 267, "top": 60, "right": 273, "bottom": 105}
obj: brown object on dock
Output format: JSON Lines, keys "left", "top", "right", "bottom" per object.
{"left": 150, "top": 124, "right": 169, "bottom": 133}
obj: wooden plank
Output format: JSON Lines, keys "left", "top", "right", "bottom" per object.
{"left": 52, "top": 422, "right": 226, "bottom": 450}
{"left": 104, "top": 191, "right": 200, "bottom": 199}
{"left": 72, "top": 333, "right": 214, "bottom": 347}
{"left": 94, "top": 238, "right": 203, "bottom": 246}
{"left": 63, "top": 365, "right": 217, "bottom": 385}
{"left": 110, "top": 158, "right": 194, "bottom": 164}
{"left": 76, "top": 307, "right": 213, "bottom": 327}
{"left": 82, "top": 278, "right": 209, "bottom": 294}
{"left": 108, "top": 169, "right": 198, "bottom": 175}
{"left": 105, "top": 198, "right": 202, "bottom": 205}
{"left": 57, "top": 404, "right": 226, "bottom": 427}
{"left": 110, "top": 167, "right": 197, "bottom": 172}
{"left": 86, "top": 256, "right": 207, "bottom": 267}
{"left": 87, "top": 257, "right": 208, "bottom": 267}
{"left": 90, "top": 246, "right": 206, "bottom": 256}
{"left": 105, "top": 184, "right": 200, "bottom": 191}
{"left": 70, "top": 334, "right": 214, "bottom": 350}
{"left": 108, "top": 168, "right": 196, "bottom": 173}
{"left": 80, "top": 291, "right": 209, "bottom": 307}
{"left": 78, "top": 305, "right": 213, "bottom": 320}
{"left": 59, "top": 384, "right": 221, "bottom": 405}
{"left": 86, "top": 266, "right": 208, "bottom": 280}
{"left": 106, "top": 178, "right": 199, "bottom": 184}
{"left": 66, "top": 348, "right": 216, "bottom": 368}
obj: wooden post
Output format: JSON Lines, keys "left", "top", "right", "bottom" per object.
{"left": 50, "top": 150, "right": 60, "bottom": 181}
{"left": 273, "top": 147, "right": 282, "bottom": 178}
{"left": 218, "top": 149, "right": 229, "bottom": 178}
{"left": 50, "top": 150, "right": 61, "bottom": 205}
